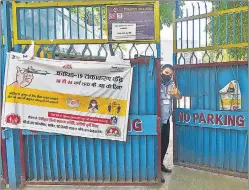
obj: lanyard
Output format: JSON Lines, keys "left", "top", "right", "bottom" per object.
{"left": 165, "top": 84, "right": 170, "bottom": 97}
{"left": 161, "top": 81, "right": 172, "bottom": 97}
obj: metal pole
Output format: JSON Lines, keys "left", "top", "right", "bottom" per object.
{"left": 0, "top": 0, "right": 3, "bottom": 187}
{"left": 3, "top": 1, "right": 23, "bottom": 188}
{"left": 0, "top": 0, "right": 3, "bottom": 103}
{"left": 0, "top": 0, "right": 3, "bottom": 107}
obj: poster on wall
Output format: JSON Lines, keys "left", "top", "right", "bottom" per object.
{"left": 1, "top": 52, "right": 133, "bottom": 141}
{"left": 107, "top": 4, "right": 155, "bottom": 41}
{"left": 219, "top": 80, "right": 241, "bottom": 111}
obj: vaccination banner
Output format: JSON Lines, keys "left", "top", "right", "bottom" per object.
{"left": 1, "top": 52, "right": 133, "bottom": 141}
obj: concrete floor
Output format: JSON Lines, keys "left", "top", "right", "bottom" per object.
{"left": 22, "top": 169, "right": 248, "bottom": 190}
{"left": 4, "top": 124, "right": 249, "bottom": 190}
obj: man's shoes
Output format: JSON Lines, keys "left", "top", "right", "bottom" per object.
{"left": 161, "top": 164, "right": 172, "bottom": 173}
{"left": 161, "top": 175, "right": 165, "bottom": 183}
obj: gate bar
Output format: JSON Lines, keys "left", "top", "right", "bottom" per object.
{"left": 0, "top": 0, "right": 8, "bottom": 186}
{"left": 15, "top": 1, "right": 155, "bottom": 8}
{"left": 175, "top": 6, "right": 248, "bottom": 22}
{"left": 25, "top": 181, "right": 160, "bottom": 186}
{"left": 1, "top": 136, "right": 8, "bottom": 184}
{"left": 174, "top": 43, "right": 248, "bottom": 53}
{"left": 19, "top": 131, "right": 26, "bottom": 187}
{"left": 177, "top": 163, "right": 248, "bottom": 179}
{"left": 156, "top": 57, "right": 161, "bottom": 183}
{"left": 0, "top": 2, "right": 3, "bottom": 185}
{"left": 173, "top": 61, "right": 247, "bottom": 69}
{"left": 3, "top": 1, "right": 23, "bottom": 189}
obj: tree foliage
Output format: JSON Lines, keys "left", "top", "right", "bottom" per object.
{"left": 159, "top": 1, "right": 184, "bottom": 29}
{"left": 206, "top": 0, "right": 248, "bottom": 60}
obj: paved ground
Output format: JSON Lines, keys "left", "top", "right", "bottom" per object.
{"left": 22, "top": 169, "right": 248, "bottom": 190}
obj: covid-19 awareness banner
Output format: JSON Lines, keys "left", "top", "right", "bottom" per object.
{"left": 1, "top": 52, "right": 133, "bottom": 141}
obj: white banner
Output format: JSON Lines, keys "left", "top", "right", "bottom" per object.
{"left": 1, "top": 52, "right": 133, "bottom": 141}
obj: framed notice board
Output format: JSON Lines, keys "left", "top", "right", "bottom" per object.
{"left": 107, "top": 2, "right": 160, "bottom": 43}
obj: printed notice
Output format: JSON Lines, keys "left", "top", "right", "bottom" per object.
{"left": 1, "top": 52, "right": 133, "bottom": 141}
{"left": 107, "top": 5, "right": 155, "bottom": 41}
{"left": 112, "top": 23, "right": 136, "bottom": 40}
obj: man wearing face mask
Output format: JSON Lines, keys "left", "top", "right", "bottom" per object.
{"left": 160, "top": 64, "right": 182, "bottom": 175}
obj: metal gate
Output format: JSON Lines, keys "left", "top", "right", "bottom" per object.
{"left": 1, "top": 1, "right": 10, "bottom": 188}
{"left": 1, "top": 0, "right": 162, "bottom": 188}
{"left": 173, "top": 1, "right": 248, "bottom": 178}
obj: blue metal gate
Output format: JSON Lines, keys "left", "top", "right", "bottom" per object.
{"left": 20, "top": 59, "right": 160, "bottom": 185}
{"left": 173, "top": 1, "right": 248, "bottom": 178}
{"left": 1, "top": 0, "right": 162, "bottom": 188}
{"left": 1, "top": 1, "right": 9, "bottom": 187}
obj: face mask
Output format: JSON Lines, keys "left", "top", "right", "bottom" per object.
{"left": 162, "top": 74, "right": 171, "bottom": 83}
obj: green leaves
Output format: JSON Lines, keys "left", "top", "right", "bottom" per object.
{"left": 159, "top": 2, "right": 184, "bottom": 29}
{"left": 206, "top": 1, "right": 248, "bottom": 60}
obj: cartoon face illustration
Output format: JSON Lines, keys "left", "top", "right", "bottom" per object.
{"left": 107, "top": 102, "right": 121, "bottom": 115}
{"left": 110, "top": 116, "right": 118, "bottom": 125}
{"left": 117, "top": 104, "right": 121, "bottom": 113}
{"left": 108, "top": 103, "right": 112, "bottom": 112}
{"left": 227, "top": 82, "right": 235, "bottom": 93}
{"left": 88, "top": 99, "right": 98, "bottom": 113}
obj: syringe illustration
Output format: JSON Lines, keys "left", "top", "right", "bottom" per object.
{"left": 20, "top": 67, "right": 51, "bottom": 75}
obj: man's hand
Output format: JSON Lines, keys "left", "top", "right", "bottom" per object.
{"left": 169, "top": 85, "right": 178, "bottom": 96}
{"left": 169, "top": 85, "right": 182, "bottom": 99}
{"left": 11, "top": 66, "right": 34, "bottom": 88}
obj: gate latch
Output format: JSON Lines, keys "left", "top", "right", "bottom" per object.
{"left": 148, "top": 56, "right": 154, "bottom": 77}
{"left": 1, "top": 129, "right": 10, "bottom": 140}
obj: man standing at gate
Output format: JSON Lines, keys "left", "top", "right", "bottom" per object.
{"left": 160, "top": 64, "right": 182, "bottom": 175}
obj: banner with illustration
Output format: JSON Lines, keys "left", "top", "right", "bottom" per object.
{"left": 1, "top": 52, "right": 133, "bottom": 141}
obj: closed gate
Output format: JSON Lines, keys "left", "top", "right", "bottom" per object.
{"left": 1, "top": 1, "right": 9, "bottom": 187}
{"left": 173, "top": 1, "right": 248, "bottom": 178}
{"left": 1, "top": 0, "right": 162, "bottom": 189}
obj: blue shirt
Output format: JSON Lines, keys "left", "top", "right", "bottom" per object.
{"left": 160, "top": 80, "right": 175, "bottom": 124}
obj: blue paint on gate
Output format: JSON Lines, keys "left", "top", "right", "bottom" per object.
{"left": 175, "top": 66, "right": 248, "bottom": 174}
{"left": 73, "top": 137, "right": 81, "bottom": 180}
{"left": 128, "top": 115, "right": 157, "bottom": 135}
{"left": 174, "top": 1, "right": 248, "bottom": 176}
{"left": 2, "top": 2, "right": 23, "bottom": 189}
{"left": 18, "top": 61, "right": 159, "bottom": 184}
{"left": 0, "top": 3, "right": 160, "bottom": 188}
{"left": 3, "top": 60, "right": 158, "bottom": 185}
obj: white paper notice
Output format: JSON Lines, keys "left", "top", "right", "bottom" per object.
{"left": 112, "top": 23, "right": 136, "bottom": 40}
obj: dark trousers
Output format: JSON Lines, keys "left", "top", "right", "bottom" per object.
{"left": 161, "top": 121, "right": 170, "bottom": 164}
